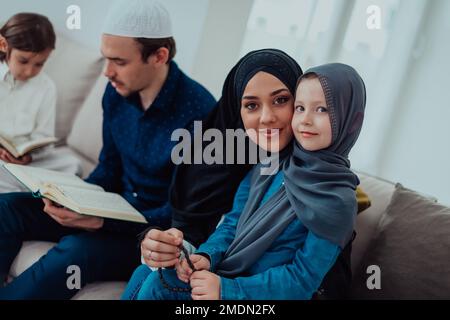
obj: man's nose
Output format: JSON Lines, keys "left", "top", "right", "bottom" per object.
{"left": 104, "top": 62, "right": 115, "bottom": 78}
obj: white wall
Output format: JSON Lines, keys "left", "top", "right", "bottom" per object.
{"left": 191, "top": 0, "right": 254, "bottom": 98}
{"left": 0, "top": 0, "right": 210, "bottom": 74}
{"left": 376, "top": 0, "right": 450, "bottom": 205}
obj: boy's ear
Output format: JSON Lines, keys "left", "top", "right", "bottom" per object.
{"left": 0, "top": 35, "right": 8, "bottom": 53}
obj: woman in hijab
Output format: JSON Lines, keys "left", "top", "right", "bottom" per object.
{"left": 123, "top": 53, "right": 366, "bottom": 299}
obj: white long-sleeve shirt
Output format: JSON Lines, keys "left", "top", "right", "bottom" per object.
{"left": 0, "top": 62, "right": 56, "bottom": 141}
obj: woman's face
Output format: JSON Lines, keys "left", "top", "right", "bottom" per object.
{"left": 240, "top": 71, "right": 294, "bottom": 152}
{"left": 292, "top": 77, "right": 332, "bottom": 151}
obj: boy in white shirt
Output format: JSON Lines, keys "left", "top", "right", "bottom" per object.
{"left": 0, "top": 13, "right": 81, "bottom": 192}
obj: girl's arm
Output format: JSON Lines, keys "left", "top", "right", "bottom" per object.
{"left": 219, "top": 230, "right": 341, "bottom": 300}
{"left": 195, "top": 170, "right": 252, "bottom": 270}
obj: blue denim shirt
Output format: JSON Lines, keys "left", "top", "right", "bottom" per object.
{"left": 197, "top": 169, "right": 341, "bottom": 299}
{"left": 85, "top": 61, "right": 216, "bottom": 234}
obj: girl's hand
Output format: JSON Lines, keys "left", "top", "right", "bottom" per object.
{"left": 176, "top": 254, "right": 211, "bottom": 283}
{"left": 190, "top": 270, "right": 221, "bottom": 300}
{"left": 0, "top": 147, "right": 32, "bottom": 165}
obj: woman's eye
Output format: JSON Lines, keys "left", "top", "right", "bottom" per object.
{"left": 244, "top": 103, "right": 257, "bottom": 111}
{"left": 19, "top": 61, "right": 28, "bottom": 65}
{"left": 294, "top": 105, "right": 304, "bottom": 112}
{"left": 274, "top": 96, "right": 289, "bottom": 105}
{"left": 317, "top": 106, "right": 328, "bottom": 113}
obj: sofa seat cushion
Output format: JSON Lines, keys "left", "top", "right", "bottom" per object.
{"left": 9, "top": 241, "right": 126, "bottom": 300}
{"left": 72, "top": 281, "right": 127, "bottom": 300}
{"left": 9, "top": 241, "right": 55, "bottom": 278}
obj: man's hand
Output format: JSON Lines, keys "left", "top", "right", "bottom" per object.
{"left": 176, "top": 254, "right": 211, "bottom": 283}
{"left": 190, "top": 270, "right": 221, "bottom": 300}
{"left": 141, "top": 228, "right": 183, "bottom": 268}
{"left": 0, "top": 147, "right": 32, "bottom": 165}
{"left": 42, "top": 198, "right": 104, "bottom": 230}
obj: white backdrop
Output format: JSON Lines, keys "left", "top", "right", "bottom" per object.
{"left": 0, "top": 0, "right": 210, "bottom": 74}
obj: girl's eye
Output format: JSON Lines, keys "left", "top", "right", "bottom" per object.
{"left": 19, "top": 60, "right": 28, "bottom": 65}
{"left": 274, "top": 96, "right": 289, "bottom": 105}
{"left": 244, "top": 103, "right": 258, "bottom": 111}
{"left": 294, "top": 105, "right": 304, "bottom": 112}
{"left": 317, "top": 106, "right": 328, "bottom": 113}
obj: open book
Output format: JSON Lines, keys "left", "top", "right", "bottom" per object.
{"left": 3, "top": 163, "right": 147, "bottom": 224}
{"left": 0, "top": 135, "right": 59, "bottom": 158}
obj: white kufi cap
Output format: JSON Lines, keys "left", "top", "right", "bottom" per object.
{"left": 103, "top": 0, "right": 173, "bottom": 38}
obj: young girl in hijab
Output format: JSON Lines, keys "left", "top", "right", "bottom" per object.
{"left": 0, "top": 13, "right": 81, "bottom": 192}
{"left": 129, "top": 62, "right": 366, "bottom": 300}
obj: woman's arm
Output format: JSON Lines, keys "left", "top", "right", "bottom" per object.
{"left": 219, "top": 231, "right": 341, "bottom": 300}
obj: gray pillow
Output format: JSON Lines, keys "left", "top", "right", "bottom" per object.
{"left": 350, "top": 183, "right": 450, "bottom": 299}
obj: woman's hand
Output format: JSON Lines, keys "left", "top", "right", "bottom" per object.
{"left": 0, "top": 147, "right": 32, "bottom": 165}
{"left": 190, "top": 270, "right": 221, "bottom": 300}
{"left": 176, "top": 254, "right": 211, "bottom": 283}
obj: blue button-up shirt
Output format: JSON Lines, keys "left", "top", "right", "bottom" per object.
{"left": 85, "top": 61, "right": 216, "bottom": 233}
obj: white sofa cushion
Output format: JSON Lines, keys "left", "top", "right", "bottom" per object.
{"left": 67, "top": 76, "right": 107, "bottom": 166}
{"left": 9, "top": 241, "right": 55, "bottom": 278}
{"left": 9, "top": 241, "right": 126, "bottom": 300}
{"left": 72, "top": 281, "right": 127, "bottom": 300}
{"left": 44, "top": 34, "right": 104, "bottom": 140}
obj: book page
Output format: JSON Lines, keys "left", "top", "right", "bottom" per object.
{"left": 57, "top": 185, "right": 147, "bottom": 224}
{"left": 4, "top": 164, "right": 103, "bottom": 192}
{"left": 0, "top": 135, "right": 18, "bottom": 157}
{"left": 13, "top": 136, "right": 58, "bottom": 155}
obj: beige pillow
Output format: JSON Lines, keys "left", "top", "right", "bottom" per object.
{"left": 351, "top": 183, "right": 450, "bottom": 299}
{"left": 67, "top": 76, "right": 108, "bottom": 164}
{"left": 44, "top": 34, "right": 104, "bottom": 140}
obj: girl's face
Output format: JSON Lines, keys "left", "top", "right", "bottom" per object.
{"left": 292, "top": 77, "right": 332, "bottom": 151}
{"left": 240, "top": 71, "right": 294, "bottom": 152}
{"left": 6, "top": 48, "right": 52, "bottom": 81}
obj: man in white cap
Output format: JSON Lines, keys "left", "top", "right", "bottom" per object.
{"left": 0, "top": 0, "right": 216, "bottom": 299}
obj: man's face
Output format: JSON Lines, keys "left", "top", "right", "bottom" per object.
{"left": 101, "top": 34, "right": 156, "bottom": 97}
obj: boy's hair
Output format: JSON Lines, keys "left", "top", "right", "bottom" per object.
{"left": 0, "top": 13, "right": 56, "bottom": 63}
{"left": 135, "top": 37, "right": 176, "bottom": 64}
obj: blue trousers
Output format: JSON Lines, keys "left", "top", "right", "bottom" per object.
{"left": 0, "top": 193, "right": 141, "bottom": 300}
{"left": 122, "top": 264, "right": 191, "bottom": 300}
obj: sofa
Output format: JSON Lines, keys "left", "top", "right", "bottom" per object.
{"left": 6, "top": 35, "right": 450, "bottom": 300}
